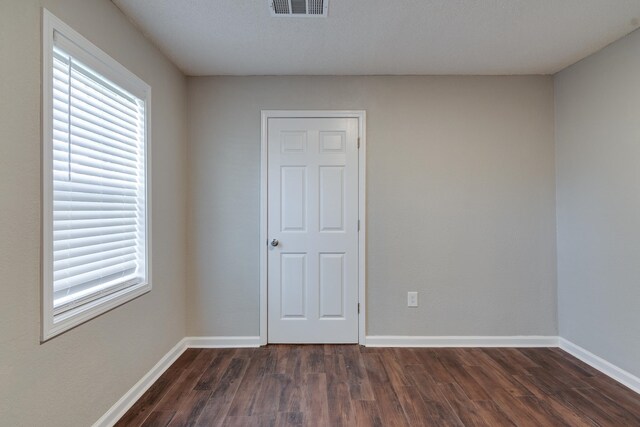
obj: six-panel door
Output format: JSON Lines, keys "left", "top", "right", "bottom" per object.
{"left": 267, "top": 117, "right": 359, "bottom": 343}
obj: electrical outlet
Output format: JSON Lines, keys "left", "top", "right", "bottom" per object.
{"left": 408, "top": 291, "right": 418, "bottom": 307}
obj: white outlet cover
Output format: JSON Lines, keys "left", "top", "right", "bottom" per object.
{"left": 408, "top": 292, "right": 418, "bottom": 307}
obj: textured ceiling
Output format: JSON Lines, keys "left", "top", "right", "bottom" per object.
{"left": 113, "top": 0, "right": 640, "bottom": 76}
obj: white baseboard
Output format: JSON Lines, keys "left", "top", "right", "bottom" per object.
{"left": 365, "top": 335, "right": 559, "bottom": 348}
{"left": 559, "top": 338, "right": 640, "bottom": 395}
{"left": 92, "top": 338, "right": 188, "bottom": 427}
{"left": 185, "top": 336, "right": 262, "bottom": 348}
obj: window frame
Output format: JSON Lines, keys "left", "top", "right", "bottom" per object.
{"left": 41, "top": 9, "right": 152, "bottom": 341}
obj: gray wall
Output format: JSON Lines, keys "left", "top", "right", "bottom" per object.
{"left": 555, "top": 29, "right": 640, "bottom": 377}
{"left": 187, "top": 76, "right": 558, "bottom": 337}
{"left": 0, "top": 1, "right": 188, "bottom": 425}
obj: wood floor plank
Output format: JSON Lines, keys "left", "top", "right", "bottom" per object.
{"left": 394, "top": 385, "right": 441, "bottom": 426}
{"left": 325, "top": 353, "right": 348, "bottom": 379}
{"left": 209, "top": 357, "right": 249, "bottom": 400}
{"left": 481, "top": 348, "right": 530, "bottom": 376}
{"left": 438, "top": 382, "right": 488, "bottom": 427}
{"left": 194, "top": 349, "right": 236, "bottom": 391}
{"left": 326, "top": 375, "right": 356, "bottom": 426}
{"left": 195, "top": 357, "right": 250, "bottom": 425}
{"left": 341, "top": 345, "right": 375, "bottom": 401}
{"left": 353, "top": 400, "right": 384, "bottom": 427}
{"left": 573, "top": 386, "right": 640, "bottom": 425}
{"left": 165, "top": 389, "right": 210, "bottom": 427}
{"left": 299, "top": 345, "right": 325, "bottom": 374}
{"left": 283, "top": 346, "right": 303, "bottom": 381}
{"left": 489, "top": 388, "right": 562, "bottom": 427}
{"left": 253, "top": 373, "right": 288, "bottom": 415}
{"left": 584, "top": 374, "right": 640, "bottom": 415}
{"left": 275, "top": 345, "right": 293, "bottom": 375}
{"left": 548, "top": 348, "right": 601, "bottom": 377}
{"left": 115, "top": 349, "right": 201, "bottom": 427}
{"left": 404, "top": 364, "right": 467, "bottom": 426}
{"left": 415, "top": 350, "right": 455, "bottom": 384}
{"left": 193, "top": 397, "right": 228, "bottom": 427}
{"left": 222, "top": 414, "right": 276, "bottom": 426}
{"left": 140, "top": 410, "right": 175, "bottom": 427}
{"left": 277, "top": 374, "right": 301, "bottom": 413}
{"left": 300, "top": 373, "right": 330, "bottom": 426}
{"left": 437, "top": 355, "right": 492, "bottom": 401}
{"left": 497, "top": 348, "right": 540, "bottom": 369}
{"left": 362, "top": 353, "right": 409, "bottom": 427}
{"left": 275, "top": 411, "right": 304, "bottom": 427}
{"left": 473, "top": 400, "right": 517, "bottom": 426}
{"left": 117, "top": 346, "right": 640, "bottom": 427}
{"left": 393, "top": 347, "right": 423, "bottom": 365}
{"left": 380, "top": 349, "right": 412, "bottom": 389}
{"left": 464, "top": 364, "right": 531, "bottom": 398}
{"left": 154, "top": 349, "right": 213, "bottom": 412}
{"left": 556, "top": 388, "right": 632, "bottom": 426}
{"left": 225, "top": 349, "right": 273, "bottom": 417}
{"left": 513, "top": 372, "right": 598, "bottom": 426}
{"left": 519, "top": 348, "right": 594, "bottom": 389}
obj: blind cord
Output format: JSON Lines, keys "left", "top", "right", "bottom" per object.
{"left": 67, "top": 58, "right": 72, "bottom": 182}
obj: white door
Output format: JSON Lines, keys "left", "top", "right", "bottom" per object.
{"left": 267, "top": 117, "right": 359, "bottom": 343}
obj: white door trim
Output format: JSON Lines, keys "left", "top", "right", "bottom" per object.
{"left": 260, "top": 110, "right": 367, "bottom": 345}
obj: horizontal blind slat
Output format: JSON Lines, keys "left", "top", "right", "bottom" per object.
{"left": 53, "top": 260, "right": 138, "bottom": 292}
{"left": 71, "top": 91, "right": 139, "bottom": 133}
{"left": 68, "top": 78, "right": 140, "bottom": 121}
{"left": 53, "top": 200, "right": 138, "bottom": 212}
{"left": 54, "top": 224, "right": 138, "bottom": 241}
{"left": 65, "top": 141, "right": 138, "bottom": 169}
{"left": 53, "top": 170, "right": 139, "bottom": 190}
{"left": 69, "top": 78, "right": 143, "bottom": 124}
{"left": 68, "top": 162, "right": 139, "bottom": 183}
{"left": 70, "top": 57, "right": 139, "bottom": 105}
{"left": 67, "top": 152, "right": 140, "bottom": 176}
{"left": 53, "top": 89, "right": 70, "bottom": 105}
{"left": 53, "top": 109, "right": 70, "bottom": 125}
{"left": 53, "top": 191, "right": 138, "bottom": 205}
{"left": 54, "top": 251, "right": 138, "bottom": 279}
{"left": 54, "top": 239, "right": 137, "bottom": 261}
{"left": 70, "top": 96, "right": 139, "bottom": 139}
{"left": 53, "top": 231, "right": 138, "bottom": 251}
{"left": 70, "top": 115, "right": 139, "bottom": 150}
{"left": 53, "top": 216, "right": 137, "bottom": 231}
{"left": 55, "top": 130, "right": 140, "bottom": 162}
{"left": 53, "top": 180, "right": 138, "bottom": 197}
{"left": 70, "top": 68, "right": 139, "bottom": 112}
{"left": 54, "top": 210, "right": 137, "bottom": 222}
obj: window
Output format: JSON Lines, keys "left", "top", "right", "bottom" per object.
{"left": 42, "top": 10, "right": 151, "bottom": 340}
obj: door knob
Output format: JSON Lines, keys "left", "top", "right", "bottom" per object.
{"left": 271, "top": 239, "right": 279, "bottom": 247}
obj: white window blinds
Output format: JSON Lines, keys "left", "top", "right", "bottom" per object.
{"left": 51, "top": 40, "right": 147, "bottom": 314}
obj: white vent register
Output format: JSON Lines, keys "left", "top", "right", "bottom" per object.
{"left": 270, "top": 0, "right": 328, "bottom": 17}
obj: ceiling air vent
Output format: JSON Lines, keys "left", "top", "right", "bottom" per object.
{"left": 270, "top": 0, "right": 328, "bottom": 17}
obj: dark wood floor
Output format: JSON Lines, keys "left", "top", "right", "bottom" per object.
{"left": 116, "top": 345, "right": 640, "bottom": 426}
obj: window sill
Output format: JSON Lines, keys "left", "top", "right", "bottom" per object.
{"left": 41, "top": 282, "right": 151, "bottom": 342}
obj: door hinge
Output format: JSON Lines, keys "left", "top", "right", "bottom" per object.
{"left": 358, "top": 303, "right": 360, "bottom": 314}
{"left": 357, "top": 137, "right": 360, "bottom": 149}
{"left": 358, "top": 219, "right": 360, "bottom": 231}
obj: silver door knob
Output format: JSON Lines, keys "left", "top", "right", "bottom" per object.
{"left": 271, "top": 239, "right": 279, "bottom": 247}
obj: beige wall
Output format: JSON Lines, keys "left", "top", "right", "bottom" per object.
{"left": 0, "top": 1, "right": 188, "bottom": 425}
{"left": 555, "top": 29, "right": 640, "bottom": 377}
{"left": 187, "top": 76, "right": 558, "bottom": 338}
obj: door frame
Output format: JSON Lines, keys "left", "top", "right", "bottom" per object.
{"left": 260, "top": 110, "right": 367, "bottom": 345}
